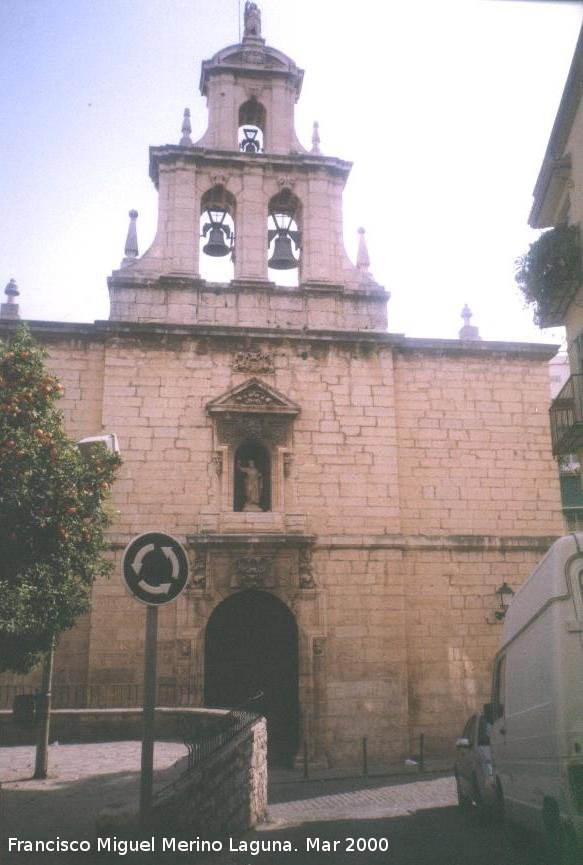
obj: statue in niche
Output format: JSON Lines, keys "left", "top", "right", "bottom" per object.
{"left": 237, "top": 459, "right": 263, "bottom": 511}
{"left": 244, "top": 2, "right": 262, "bottom": 37}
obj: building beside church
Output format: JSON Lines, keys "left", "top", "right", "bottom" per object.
{"left": 532, "top": 25, "right": 583, "bottom": 526}
{"left": 1, "top": 6, "right": 564, "bottom": 766}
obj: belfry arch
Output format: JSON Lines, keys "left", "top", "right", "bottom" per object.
{"left": 204, "top": 589, "right": 300, "bottom": 765}
{"left": 199, "top": 185, "right": 236, "bottom": 281}
{"left": 238, "top": 97, "right": 265, "bottom": 152}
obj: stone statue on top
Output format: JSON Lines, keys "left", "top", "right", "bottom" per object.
{"left": 244, "top": 2, "right": 261, "bottom": 38}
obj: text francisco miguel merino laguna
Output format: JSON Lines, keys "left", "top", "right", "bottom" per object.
{"left": 9, "top": 837, "right": 311, "bottom": 855}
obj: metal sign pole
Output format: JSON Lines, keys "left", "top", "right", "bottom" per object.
{"left": 140, "top": 604, "right": 158, "bottom": 822}
{"left": 122, "top": 532, "right": 189, "bottom": 826}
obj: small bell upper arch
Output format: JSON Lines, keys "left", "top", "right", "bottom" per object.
{"left": 239, "top": 98, "right": 266, "bottom": 153}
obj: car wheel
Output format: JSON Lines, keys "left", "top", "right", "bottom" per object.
{"left": 471, "top": 776, "right": 492, "bottom": 824}
{"left": 455, "top": 775, "right": 471, "bottom": 814}
{"left": 492, "top": 779, "right": 505, "bottom": 825}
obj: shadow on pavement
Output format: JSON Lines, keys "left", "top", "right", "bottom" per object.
{"left": 2, "top": 791, "right": 554, "bottom": 865}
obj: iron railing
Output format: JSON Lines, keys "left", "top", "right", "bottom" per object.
{"left": 183, "top": 692, "right": 263, "bottom": 772}
{"left": 549, "top": 374, "right": 583, "bottom": 455}
{"left": 0, "top": 682, "right": 197, "bottom": 711}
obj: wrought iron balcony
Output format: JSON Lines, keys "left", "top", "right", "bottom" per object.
{"left": 550, "top": 374, "right": 583, "bottom": 455}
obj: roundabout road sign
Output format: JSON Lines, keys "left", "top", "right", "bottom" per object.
{"left": 122, "top": 532, "right": 189, "bottom": 605}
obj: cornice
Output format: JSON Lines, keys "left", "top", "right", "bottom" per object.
{"left": 186, "top": 532, "right": 315, "bottom": 548}
{"left": 107, "top": 273, "right": 388, "bottom": 301}
{"left": 106, "top": 532, "right": 557, "bottom": 553}
{"left": 315, "top": 533, "right": 559, "bottom": 553}
{"left": 396, "top": 336, "right": 559, "bottom": 361}
{"left": 148, "top": 145, "right": 352, "bottom": 187}
{"left": 529, "top": 24, "right": 583, "bottom": 228}
{"left": 0, "top": 319, "right": 558, "bottom": 360}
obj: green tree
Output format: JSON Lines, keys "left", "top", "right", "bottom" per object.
{"left": 0, "top": 325, "right": 120, "bottom": 674}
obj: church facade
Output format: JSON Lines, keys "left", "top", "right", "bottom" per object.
{"left": 1, "top": 7, "right": 564, "bottom": 765}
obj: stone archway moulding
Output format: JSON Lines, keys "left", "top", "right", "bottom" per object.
{"left": 184, "top": 532, "right": 327, "bottom": 765}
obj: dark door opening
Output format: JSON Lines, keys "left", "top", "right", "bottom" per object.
{"left": 204, "top": 590, "right": 299, "bottom": 766}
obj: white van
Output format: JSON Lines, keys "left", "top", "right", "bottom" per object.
{"left": 487, "top": 533, "right": 583, "bottom": 860}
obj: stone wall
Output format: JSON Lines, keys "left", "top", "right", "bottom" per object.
{"left": 109, "top": 278, "right": 389, "bottom": 333}
{"left": 0, "top": 321, "right": 564, "bottom": 767}
{"left": 313, "top": 536, "right": 556, "bottom": 763}
{"left": 151, "top": 717, "right": 267, "bottom": 836}
{"left": 0, "top": 707, "right": 230, "bottom": 747}
{"left": 394, "top": 344, "right": 560, "bottom": 536}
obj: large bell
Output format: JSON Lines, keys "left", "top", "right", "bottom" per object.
{"left": 268, "top": 234, "right": 298, "bottom": 270}
{"left": 203, "top": 226, "right": 230, "bottom": 257}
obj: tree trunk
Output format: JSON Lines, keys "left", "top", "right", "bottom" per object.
{"left": 33, "top": 640, "right": 55, "bottom": 779}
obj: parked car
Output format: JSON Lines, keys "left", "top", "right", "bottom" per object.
{"left": 487, "top": 533, "right": 583, "bottom": 862}
{"left": 454, "top": 713, "right": 495, "bottom": 817}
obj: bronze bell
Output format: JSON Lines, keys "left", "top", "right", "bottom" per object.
{"left": 268, "top": 234, "right": 298, "bottom": 270}
{"left": 202, "top": 225, "right": 230, "bottom": 257}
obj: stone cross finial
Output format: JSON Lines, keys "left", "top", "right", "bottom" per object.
{"left": 180, "top": 108, "right": 192, "bottom": 146}
{"left": 356, "top": 227, "right": 370, "bottom": 272}
{"left": 458, "top": 303, "right": 481, "bottom": 340}
{"left": 1, "top": 278, "right": 21, "bottom": 320}
{"left": 311, "top": 121, "right": 321, "bottom": 154}
{"left": 121, "top": 210, "right": 139, "bottom": 267}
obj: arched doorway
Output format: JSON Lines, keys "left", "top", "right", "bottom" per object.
{"left": 204, "top": 590, "right": 300, "bottom": 766}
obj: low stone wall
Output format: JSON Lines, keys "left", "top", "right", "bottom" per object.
{"left": 150, "top": 717, "right": 267, "bottom": 835}
{"left": 0, "top": 706, "right": 231, "bottom": 747}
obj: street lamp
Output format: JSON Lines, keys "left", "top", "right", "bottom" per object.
{"left": 494, "top": 582, "right": 515, "bottom": 621}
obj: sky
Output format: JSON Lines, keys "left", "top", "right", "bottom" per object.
{"left": 0, "top": 0, "right": 582, "bottom": 344}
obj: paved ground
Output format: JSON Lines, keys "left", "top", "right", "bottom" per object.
{"left": 1, "top": 741, "right": 186, "bottom": 863}
{"left": 268, "top": 772, "right": 457, "bottom": 822}
{"left": 0, "top": 742, "right": 555, "bottom": 865}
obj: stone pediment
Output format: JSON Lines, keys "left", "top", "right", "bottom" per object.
{"left": 206, "top": 378, "right": 300, "bottom": 417}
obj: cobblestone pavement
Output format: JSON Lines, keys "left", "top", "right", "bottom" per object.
{"left": 206, "top": 773, "right": 552, "bottom": 865}
{"left": 267, "top": 773, "right": 457, "bottom": 822}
